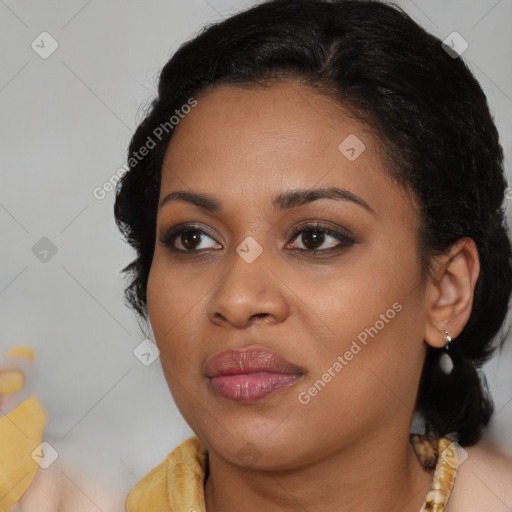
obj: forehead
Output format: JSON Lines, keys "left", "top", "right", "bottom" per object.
{"left": 159, "top": 80, "right": 414, "bottom": 217}
{"left": 164, "top": 80, "right": 372, "bottom": 168}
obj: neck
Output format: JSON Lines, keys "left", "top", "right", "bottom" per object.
{"left": 204, "top": 429, "right": 433, "bottom": 512}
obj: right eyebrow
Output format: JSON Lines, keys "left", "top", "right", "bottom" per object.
{"left": 158, "top": 185, "right": 375, "bottom": 216}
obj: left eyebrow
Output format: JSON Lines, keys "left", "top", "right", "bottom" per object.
{"left": 272, "top": 186, "right": 375, "bottom": 215}
{"left": 158, "top": 186, "right": 375, "bottom": 216}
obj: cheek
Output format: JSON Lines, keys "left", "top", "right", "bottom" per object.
{"left": 146, "top": 254, "right": 203, "bottom": 366}
{"left": 291, "top": 241, "right": 425, "bottom": 402}
{"left": 291, "top": 305, "right": 423, "bottom": 450}
{"left": 147, "top": 259, "right": 208, "bottom": 420}
{"left": 294, "top": 244, "right": 419, "bottom": 349}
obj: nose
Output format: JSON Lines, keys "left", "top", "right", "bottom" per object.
{"left": 206, "top": 248, "right": 290, "bottom": 329}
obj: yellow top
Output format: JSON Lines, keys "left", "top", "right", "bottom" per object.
{"left": 0, "top": 397, "right": 47, "bottom": 512}
{"left": 0, "top": 347, "right": 46, "bottom": 512}
{"left": 125, "top": 436, "right": 208, "bottom": 512}
{"left": 125, "top": 434, "right": 459, "bottom": 512}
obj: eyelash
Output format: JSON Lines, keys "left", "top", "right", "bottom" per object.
{"left": 159, "top": 222, "right": 355, "bottom": 256}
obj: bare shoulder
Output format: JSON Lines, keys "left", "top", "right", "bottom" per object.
{"left": 16, "top": 457, "right": 124, "bottom": 512}
{"left": 448, "top": 438, "right": 512, "bottom": 512}
{"left": 16, "top": 461, "right": 63, "bottom": 512}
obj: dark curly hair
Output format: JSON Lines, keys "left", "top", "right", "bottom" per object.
{"left": 114, "top": 0, "right": 512, "bottom": 446}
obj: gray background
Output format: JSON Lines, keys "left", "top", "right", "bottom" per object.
{"left": 1, "top": 0, "right": 511, "bottom": 509}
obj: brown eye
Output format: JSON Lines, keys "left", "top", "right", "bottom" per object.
{"left": 288, "top": 225, "right": 354, "bottom": 253}
{"left": 178, "top": 230, "right": 204, "bottom": 250}
{"left": 299, "top": 229, "right": 326, "bottom": 250}
{"left": 160, "top": 226, "right": 221, "bottom": 252}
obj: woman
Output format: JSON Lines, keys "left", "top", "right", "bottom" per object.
{"left": 2, "top": 0, "right": 511, "bottom": 510}
{"left": 112, "top": 0, "right": 512, "bottom": 510}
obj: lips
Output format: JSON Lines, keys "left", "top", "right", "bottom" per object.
{"left": 204, "top": 348, "right": 305, "bottom": 403}
{"left": 205, "top": 348, "right": 305, "bottom": 377}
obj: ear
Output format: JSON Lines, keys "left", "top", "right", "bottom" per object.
{"left": 424, "top": 237, "right": 480, "bottom": 348}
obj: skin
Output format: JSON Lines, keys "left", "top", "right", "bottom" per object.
{"left": 145, "top": 79, "right": 493, "bottom": 512}
{"left": 15, "top": 462, "right": 124, "bottom": 512}
{"left": 3, "top": 79, "right": 510, "bottom": 511}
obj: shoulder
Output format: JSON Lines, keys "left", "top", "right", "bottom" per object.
{"left": 16, "top": 463, "right": 62, "bottom": 512}
{"left": 17, "top": 458, "right": 122, "bottom": 512}
{"left": 125, "top": 450, "right": 174, "bottom": 511}
{"left": 448, "top": 438, "right": 512, "bottom": 511}
{"left": 125, "top": 436, "right": 207, "bottom": 511}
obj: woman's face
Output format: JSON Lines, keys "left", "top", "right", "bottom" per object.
{"left": 147, "top": 80, "right": 431, "bottom": 469}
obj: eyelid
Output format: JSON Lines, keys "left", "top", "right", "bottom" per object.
{"left": 285, "top": 223, "right": 355, "bottom": 252}
{"left": 159, "top": 222, "right": 217, "bottom": 241}
{"left": 158, "top": 223, "right": 220, "bottom": 249}
{"left": 284, "top": 219, "right": 355, "bottom": 240}
{"left": 159, "top": 220, "right": 355, "bottom": 254}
